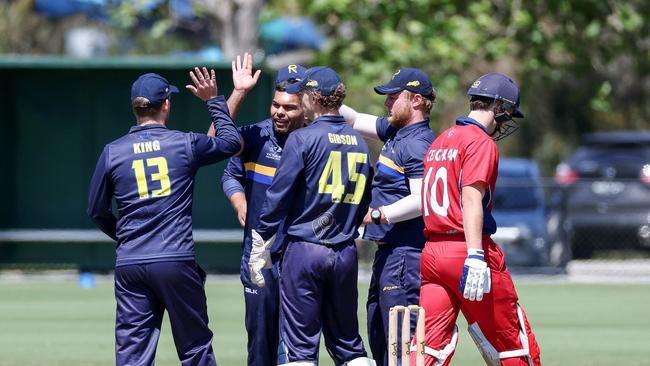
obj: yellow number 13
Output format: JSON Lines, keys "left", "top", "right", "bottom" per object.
{"left": 318, "top": 151, "right": 368, "bottom": 204}
{"left": 131, "top": 157, "right": 171, "bottom": 199}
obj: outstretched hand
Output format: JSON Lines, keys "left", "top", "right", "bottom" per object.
{"left": 232, "top": 52, "right": 261, "bottom": 94}
{"left": 186, "top": 67, "right": 217, "bottom": 101}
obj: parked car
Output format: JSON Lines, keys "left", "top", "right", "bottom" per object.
{"left": 492, "top": 158, "right": 560, "bottom": 267}
{"left": 554, "top": 131, "right": 650, "bottom": 258}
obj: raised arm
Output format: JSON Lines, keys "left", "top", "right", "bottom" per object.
{"left": 187, "top": 53, "right": 260, "bottom": 136}
{"left": 192, "top": 95, "right": 242, "bottom": 166}
{"left": 339, "top": 104, "right": 383, "bottom": 141}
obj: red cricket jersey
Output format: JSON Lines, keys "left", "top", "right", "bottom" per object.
{"left": 421, "top": 117, "right": 499, "bottom": 237}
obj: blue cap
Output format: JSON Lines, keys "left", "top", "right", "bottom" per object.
{"left": 131, "top": 73, "right": 179, "bottom": 106}
{"left": 275, "top": 64, "right": 307, "bottom": 87}
{"left": 374, "top": 68, "right": 434, "bottom": 99}
{"left": 467, "top": 73, "right": 523, "bottom": 118}
{"left": 286, "top": 66, "right": 342, "bottom": 96}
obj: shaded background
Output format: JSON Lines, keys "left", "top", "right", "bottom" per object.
{"left": 1, "top": 0, "right": 649, "bottom": 269}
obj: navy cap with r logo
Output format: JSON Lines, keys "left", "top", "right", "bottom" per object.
{"left": 285, "top": 66, "right": 342, "bottom": 96}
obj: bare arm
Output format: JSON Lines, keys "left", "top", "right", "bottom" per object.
{"left": 229, "top": 191, "right": 248, "bottom": 227}
{"left": 461, "top": 183, "right": 486, "bottom": 251}
{"left": 339, "top": 104, "right": 382, "bottom": 141}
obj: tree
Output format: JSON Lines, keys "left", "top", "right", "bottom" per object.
{"left": 269, "top": 0, "right": 650, "bottom": 172}
{"left": 195, "top": 0, "right": 264, "bottom": 60}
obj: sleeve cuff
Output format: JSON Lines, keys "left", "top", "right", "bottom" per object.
{"left": 208, "top": 95, "right": 227, "bottom": 104}
{"left": 222, "top": 179, "right": 244, "bottom": 198}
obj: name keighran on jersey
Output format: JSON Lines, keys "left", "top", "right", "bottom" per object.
{"left": 426, "top": 148, "right": 459, "bottom": 162}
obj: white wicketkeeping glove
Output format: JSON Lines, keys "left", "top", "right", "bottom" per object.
{"left": 249, "top": 229, "right": 276, "bottom": 288}
{"left": 459, "top": 248, "right": 491, "bottom": 301}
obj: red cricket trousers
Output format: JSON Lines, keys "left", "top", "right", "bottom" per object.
{"left": 416, "top": 234, "right": 541, "bottom": 366}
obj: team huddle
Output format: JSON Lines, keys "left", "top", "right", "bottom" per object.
{"left": 87, "top": 53, "right": 541, "bottom": 366}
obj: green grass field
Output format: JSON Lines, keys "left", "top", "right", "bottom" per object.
{"left": 1, "top": 278, "right": 649, "bottom": 366}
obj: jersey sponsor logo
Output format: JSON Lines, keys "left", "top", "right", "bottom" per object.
{"left": 265, "top": 152, "right": 281, "bottom": 161}
{"left": 425, "top": 148, "right": 459, "bottom": 163}
{"left": 266, "top": 144, "right": 282, "bottom": 161}
{"left": 133, "top": 140, "right": 161, "bottom": 154}
{"left": 382, "top": 285, "right": 400, "bottom": 292}
{"left": 406, "top": 80, "right": 420, "bottom": 87}
{"left": 244, "top": 162, "right": 276, "bottom": 185}
{"left": 244, "top": 287, "right": 259, "bottom": 295}
{"left": 327, "top": 133, "right": 358, "bottom": 145}
{"left": 312, "top": 212, "right": 339, "bottom": 245}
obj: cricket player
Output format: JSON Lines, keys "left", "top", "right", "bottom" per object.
{"left": 418, "top": 73, "right": 541, "bottom": 366}
{"left": 87, "top": 71, "right": 240, "bottom": 366}
{"left": 340, "top": 68, "right": 436, "bottom": 366}
{"left": 220, "top": 64, "right": 307, "bottom": 366}
{"left": 249, "top": 67, "right": 376, "bottom": 366}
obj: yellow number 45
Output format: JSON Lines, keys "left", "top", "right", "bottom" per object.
{"left": 318, "top": 151, "right": 367, "bottom": 204}
{"left": 131, "top": 157, "right": 172, "bottom": 199}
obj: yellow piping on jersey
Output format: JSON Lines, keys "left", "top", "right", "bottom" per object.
{"left": 244, "top": 162, "right": 276, "bottom": 177}
{"left": 378, "top": 155, "right": 405, "bottom": 174}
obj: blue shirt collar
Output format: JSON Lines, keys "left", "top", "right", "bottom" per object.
{"left": 129, "top": 123, "right": 168, "bottom": 133}
{"left": 455, "top": 116, "right": 489, "bottom": 135}
{"left": 311, "top": 114, "right": 346, "bottom": 125}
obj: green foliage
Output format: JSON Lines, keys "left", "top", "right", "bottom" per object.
{"left": 273, "top": 0, "right": 650, "bottom": 173}
{"left": 108, "top": 1, "right": 208, "bottom": 55}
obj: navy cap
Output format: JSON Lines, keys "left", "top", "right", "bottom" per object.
{"left": 131, "top": 73, "right": 179, "bottom": 106}
{"left": 275, "top": 64, "right": 307, "bottom": 87}
{"left": 467, "top": 73, "right": 523, "bottom": 118}
{"left": 286, "top": 66, "right": 342, "bottom": 96}
{"left": 374, "top": 68, "right": 434, "bottom": 99}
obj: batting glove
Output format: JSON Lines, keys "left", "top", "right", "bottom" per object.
{"left": 249, "top": 229, "right": 275, "bottom": 288}
{"left": 459, "top": 248, "right": 491, "bottom": 301}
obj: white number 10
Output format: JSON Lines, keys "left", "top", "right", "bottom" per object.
{"left": 423, "top": 166, "right": 450, "bottom": 217}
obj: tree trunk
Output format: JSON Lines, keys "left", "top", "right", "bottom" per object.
{"left": 198, "top": 0, "right": 264, "bottom": 59}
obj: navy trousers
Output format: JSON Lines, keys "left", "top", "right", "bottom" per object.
{"left": 280, "top": 239, "right": 367, "bottom": 364}
{"left": 240, "top": 253, "right": 281, "bottom": 366}
{"left": 114, "top": 261, "right": 216, "bottom": 366}
{"left": 366, "top": 245, "right": 421, "bottom": 366}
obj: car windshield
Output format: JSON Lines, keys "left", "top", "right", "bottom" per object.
{"left": 493, "top": 178, "right": 541, "bottom": 210}
{"left": 572, "top": 146, "right": 649, "bottom": 179}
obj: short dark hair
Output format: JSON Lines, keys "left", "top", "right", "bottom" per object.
{"left": 275, "top": 78, "right": 302, "bottom": 92}
{"left": 469, "top": 95, "right": 496, "bottom": 112}
{"left": 311, "top": 83, "right": 346, "bottom": 110}
{"left": 132, "top": 97, "right": 163, "bottom": 118}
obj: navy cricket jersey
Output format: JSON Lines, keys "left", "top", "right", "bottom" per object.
{"left": 221, "top": 118, "right": 288, "bottom": 255}
{"left": 363, "top": 117, "right": 435, "bottom": 248}
{"left": 256, "top": 115, "right": 372, "bottom": 245}
{"left": 87, "top": 96, "right": 241, "bottom": 267}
